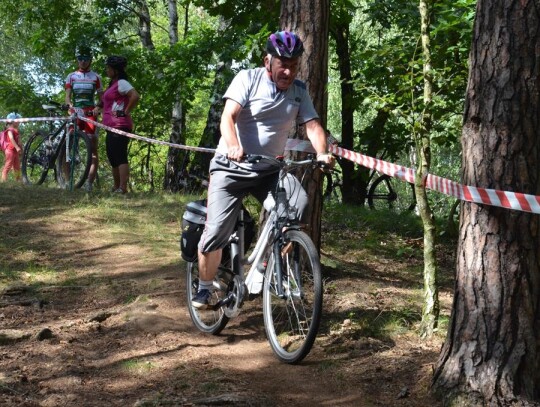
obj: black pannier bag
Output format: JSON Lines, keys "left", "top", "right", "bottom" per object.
{"left": 180, "top": 200, "right": 256, "bottom": 263}
{"left": 180, "top": 200, "right": 207, "bottom": 262}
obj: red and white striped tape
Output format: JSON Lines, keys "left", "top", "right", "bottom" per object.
{"left": 324, "top": 144, "right": 540, "bottom": 214}
{"left": 0, "top": 117, "right": 71, "bottom": 123}
{"left": 425, "top": 173, "right": 540, "bottom": 213}
{"left": 77, "top": 116, "right": 216, "bottom": 154}
{"left": 326, "top": 144, "right": 416, "bottom": 184}
{"left": 1, "top": 115, "right": 216, "bottom": 154}
{"left": 5, "top": 116, "right": 539, "bottom": 214}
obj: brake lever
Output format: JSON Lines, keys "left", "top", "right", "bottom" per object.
{"left": 246, "top": 155, "right": 262, "bottom": 163}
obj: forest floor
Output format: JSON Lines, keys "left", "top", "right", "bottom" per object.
{"left": 0, "top": 184, "right": 455, "bottom": 406}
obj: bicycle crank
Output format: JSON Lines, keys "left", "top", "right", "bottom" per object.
{"left": 223, "top": 275, "right": 246, "bottom": 318}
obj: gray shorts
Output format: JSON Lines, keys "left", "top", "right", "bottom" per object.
{"left": 198, "top": 154, "right": 308, "bottom": 253}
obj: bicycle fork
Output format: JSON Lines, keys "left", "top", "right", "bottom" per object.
{"left": 276, "top": 234, "right": 304, "bottom": 302}
{"left": 273, "top": 240, "right": 286, "bottom": 298}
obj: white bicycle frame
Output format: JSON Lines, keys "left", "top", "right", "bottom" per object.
{"left": 224, "top": 156, "right": 313, "bottom": 296}
{"left": 242, "top": 209, "right": 278, "bottom": 294}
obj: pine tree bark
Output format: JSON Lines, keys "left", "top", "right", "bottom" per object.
{"left": 432, "top": 1, "right": 540, "bottom": 405}
{"left": 280, "top": 0, "right": 329, "bottom": 250}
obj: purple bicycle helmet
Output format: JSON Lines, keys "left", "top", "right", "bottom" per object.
{"left": 266, "top": 31, "right": 304, "bottom": 58}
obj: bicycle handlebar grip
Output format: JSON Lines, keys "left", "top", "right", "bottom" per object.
{"left": 246, "top": 155, "right": 262, "bottom": 163}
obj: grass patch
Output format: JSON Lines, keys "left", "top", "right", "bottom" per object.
{"left": 121, "top": 359, "right": 156, "bottom": 375}
{"left": 0, "top": 183, "right": 192, "bottom": 292}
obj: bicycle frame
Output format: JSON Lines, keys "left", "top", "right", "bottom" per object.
{"left": 217, "top": 156, "right": 316, "bottom": 305}
{"left": 38, "top": 104, "right": 77, "bottom": 167}
{"left": 45, "top": 117, "right": 81, "bottom": 190}
{"left": 46, "top": 121, "right": 70, "bottom": 165}
{"left": 242, "top": 209, "right": 278, "bottom": 293}
{"left": 186, "top": 155, "right": 324, "bottom": 364}
{"left": 22, "top": 103, "right": 92, "bottom": 190}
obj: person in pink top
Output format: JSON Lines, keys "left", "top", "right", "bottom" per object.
{"left": 98, "top": 55, "right": 140, "bottom": 194}
{"left": 2, "top": 112, "right": 22, "bottom": 182}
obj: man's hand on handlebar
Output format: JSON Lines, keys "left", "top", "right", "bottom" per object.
{"left": 227, "top": 145, "right": 244, "bottom": 162}
{"left": 317, "top": 153, "right": 335, "bottom": 168}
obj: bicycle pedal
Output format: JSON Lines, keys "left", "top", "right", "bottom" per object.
{"left": 212, "top": 292, "right": 235, "bottom": 310}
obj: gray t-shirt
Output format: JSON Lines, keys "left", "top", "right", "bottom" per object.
{"left": 217, "top": 67, "right": 319, "bottom": 159}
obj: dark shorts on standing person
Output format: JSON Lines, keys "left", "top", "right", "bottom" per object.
{"left": 106, "top": 128, "right": 130, "bottom": 168}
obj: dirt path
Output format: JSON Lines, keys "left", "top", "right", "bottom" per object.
{"left": 0, "top": 189, "right": 447, "bottom": 407}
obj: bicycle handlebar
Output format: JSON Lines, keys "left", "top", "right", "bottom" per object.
{"left": 41, "top": 101, "right": 71, "bottom": 114}
{"left": 242, "top": 154, "right": 321, "bottom": 166}
{"left": 242, "top": 154, "right": 334, "bottom": 172}
{"left": 42, "top": 102, "right": 96, "bottom": 117}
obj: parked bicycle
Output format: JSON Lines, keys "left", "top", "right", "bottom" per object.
{"left": 324, "top": 159, "right": 416, "bottom": 211}
{"left": 22, "top": 101, "right": 92, "bottom": 190}
{"left": 181, "top": 155, "right": 325, "bottom": 364}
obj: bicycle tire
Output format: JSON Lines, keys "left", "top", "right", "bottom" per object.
{"left": 367, "top": 174, "right": 416, "bottom": 211}
{"left": 186, "top": 261, "right": 230, "bottom": 335}
{"left": 323, "top": 171, "right": 343, "bottom": 203}
{"left": 55, "top": 131, "right": 92, "bottom": 189}
{"left": 263, "top": 230, "right": 322, "bottom": 364}
{"left": 21, "top": 130, "right": 51, "bottom": 186}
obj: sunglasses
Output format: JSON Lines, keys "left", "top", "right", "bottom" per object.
{"left": 77, "top": 57, "right": 91, "bottom": 62}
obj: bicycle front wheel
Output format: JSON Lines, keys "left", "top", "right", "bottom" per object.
{"left": 263, "top": 230, "right": 322, "bottom": 364}
{"left": 56, "top": 131, "right": 91, "bottom": 189}
{"left": 186, "top": 262, "right": 230, "bottom": 335}
{"left": 368, "top": 174, "right": 416, "bottom": 211}
{"left": 22, "top": 130, "right": 50, "bottom": 185}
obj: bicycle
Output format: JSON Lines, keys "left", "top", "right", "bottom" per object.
{"left": 182, "top": 155, "right": 325, "bottom": 364}
{"left": 21, "top": 101, "right": 92, "bottom": 190}
{"left": 324, "top": 159, "right": 416, "bottom": 211}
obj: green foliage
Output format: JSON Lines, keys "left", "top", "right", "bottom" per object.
{"left": 193, "top": 0, "right": 280, "bottom": 31}
{"left": 328, "top": 0, "right": 474, "bottom": 146}
{"left": 327, "top": 0, "right": 474, "bottom": 213}
{"left": 0, "top": 0, "right": 474, "bottom": 195}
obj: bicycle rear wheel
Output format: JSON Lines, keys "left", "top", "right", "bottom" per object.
{"left": 21, "top": 130, "right": 51, "bottom": 185}
{"left": 55, "top": 131, "right": 91, "bottom": 189}
{"left": 368, "top": 174, "right": 416, "bottom": 211}
{"left": 186, "top": 262, "right": 230, "bottom": 335}
{"left": 263, "top": 230, "right": 322, "bottom": 364}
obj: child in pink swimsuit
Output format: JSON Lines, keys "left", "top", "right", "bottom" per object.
{"left": 2, "top": 112, "right": 22, "bottom": 182}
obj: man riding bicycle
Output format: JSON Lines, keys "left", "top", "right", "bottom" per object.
{"left": 193, "top": 30, "right": 335, "bottom": 309}
{"left": 64, "top": 46, "right": 103, "bottom": 191}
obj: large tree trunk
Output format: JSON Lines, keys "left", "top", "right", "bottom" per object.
{"left": 280, "top": 0, "right": 329, "bottom": 250}
{"left": 432, "top": 1, "right": 540, "bottom": 405}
